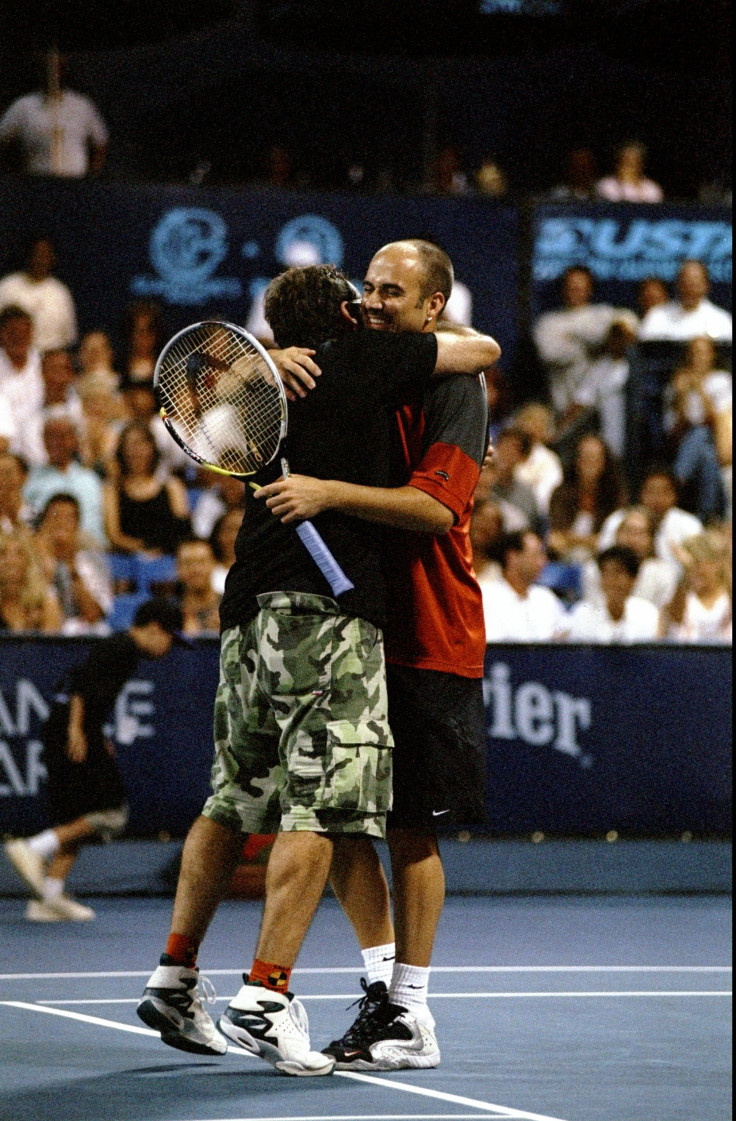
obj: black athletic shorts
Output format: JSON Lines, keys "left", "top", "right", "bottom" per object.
{"left": 386, "top": 664, "right": 489, "bottom": 831}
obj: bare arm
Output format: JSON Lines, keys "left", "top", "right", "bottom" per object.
{"left": 255, "top": 474, "right": 454, "bottom": 534}
{"left": 103, "top": 482, "right": 146, "bottom": 554}
{"left": 433, "top": 330, "right": 501, "bottom": 375}
{"left": 67, "top": 696, "right": 87, "bottom": 762}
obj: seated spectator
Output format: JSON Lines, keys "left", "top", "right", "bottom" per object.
{"left": 469, "top": 497, "right": 504, "bottom": 591}
{"left": 104, "top": 421, "right": 190, "bottom": 556}
{"left": 422, "top": 145, "right": 471, "bottom": 196}
{"left": 475, "top": 156, "right": 509, "bottom": 198}
{"left": 567, "top": 312, "right": 639, "bottom": 460}
{"left": 548, "top": 434, "right": 627, "bottom": 562}
{"left": 0, "top": 235, "right": 77, "bottom": 351}
{"left": 34, "top": 493, "right": 112, "bottom": 635}
{"left": 209, "top": 507, "right": 242, "bottom": 595}
{"left": 112, "top": 379, "right": 189, "bottom": 479}
{"left": 77, "top": 373, "right": 123, "bottom": 477}
{"left": 597, "top": 141, "right": 663, "bottom": 203}
{"left": 174, "top": 538, "right": 221, "bottom": 635}
{"left": 546, "top": 146, "right": 598, "bottom": 203}
{"left": 663, "top": 336, "right": 731, "bottom": 523}
{"left": 24, "top": 414, "right": 105, "bottom": 545}
{"left": 0, "top": 451, "right": 33, "bottom": 534}
{"left": 661, "top": 530, "right": 732, "bottom": 644}
{"left": 484, "top": 428, "right": 544, "bottom": 535}
{"left": 17, "top": 348, "right": 85, "bottom": 467}
{"left": 191, "top": 473, "right": 246, "bottom": 540}
{"left": 533, "top": 266, "right": 626, "bottom": 416}
{"left": 484, "top": 364, "right": 514, "bottom": 447}
{"left": 639, "top": 260, "right": 732, "bottom": 342}
{"left": 0, "top": 50, "right": 107, "bottom": 177}
{"left": 581, "top": 506, "right": 679, "bottom": 610}
{"left": 566, "top": 546, "right": 661, "bottom": 643}
{"left": 0, "top": 386, "right": 14, "bottom": 453}
{"left": 482, "top": 529, "right": 568, "bottom": 643}
{"left": 76, "top": 330, "right": 120, "bottom": 395}
{"left": 120, "top": 300, "right": 167, "bottom": 386}
{"left": 513, "top": 403, "right": 564, "bottom": 516}
{"left": 637, "top": 276, "right": 669, "bottom": 319}
{"left": 597, "top": 467, "right": 703, "bottom": 568}
{"left": 0, "top": 528, "right": 62, "bottom": 632}
{"left": 0, "top": 306, "right": 43, "bottom": 438}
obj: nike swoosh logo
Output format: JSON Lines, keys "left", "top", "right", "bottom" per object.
{"left": 432, "top": 810, "right": 450, "bottom": 817}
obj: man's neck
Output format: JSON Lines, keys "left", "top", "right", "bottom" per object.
{"left": 504, "top": 571, "right": 530, "bottom": 598}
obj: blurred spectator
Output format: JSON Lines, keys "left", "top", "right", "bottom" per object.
{"left": 661, "top": 530, "right": 732, "bottom": 643}
{"left": 0, "top": 50, "right": 107, "bottom": 178}
{"left": 113, "top": 380, "right": 189, "bottom": 479}
{"left": 475, "top": 156, "right": 509, "bottom": 198}
{"left": 423, "top": 145, "right": 470, "bottom": 196}
{"left": 469, "top": 497, "right": 504, "bottom": 591}
{"left": 581, "top": 506, "right": 679, "bottom": 610}
{"left": 596, "top": 142, "right": 663, "bottom": 203}
{"left": 0, "top": 388, "right": 14, "bottom": 453}
{"left": 639, "top": 261, "right": 732, "bottom": 342}
{"left": 0, "top": 528, "right": 62, "bottom": 632}
{"left": 597, "top": 467, "right": 703, "bottom": 568}
{"left": 76, "top": 330, "right": 120, "bottom": 395}
{"left": 533, "top": 266, "right": 625, "bottom": 416}
{"left": 482, "top": 529, "right": 567, "bottom": 643}
{"left": 0, "top": 306, "right": 44, "bottom": 437}
{"left": 0, "top": 236, "right": 77, "bottom": 352}
{"left": 191, "top": 474, "right": 245, "bottom": 540}
{"left": 77, "top": 373, "right": 123, "bottom": 477}
{"left": 484, "top": 428, "right": 543, "bottom": 534}
{"left": 18, "top": 349, "right": 85, "bottom": 467}
{"left": 547, "top": 147, "right": 598, "bottom": 202}
{"left": 120, "top": 300, "right": 167, "bottom": 385}
{"left": 664, "top": 336, "right": 731, "bottom": 523}
{"left": 0, "top": 452, "right": 32, "bottom": 534}
{"left": 483, "top": 365, "right": 514, "bottom": 446}
{"left": 209, "top": 507, "right": 242, "bottom": 595}
{"left": 566, "top": 546, "right": 660, "bottom": 643}
{"left": 24, "top": 414, "right": 105, "bottom": 545}
{"left": 637, "top": 276, "right": 669, "bottom": 319}
{"left": 174, "top": 538, "right": 221, "bottom": 635}
{"left": 34, "top": 493, "right": 112, "bottom": 635}
{"left": 257, "top": 143, "right": 296, "bottom": 189}
{"left": 567, "top": 312, "right": 640, "bottom": 460}
{"left": 548, "top": 434, "right": 627, "bottom": 562}
{"left": 513, "top": 403, "right": 564, "bottom": 516}
{"left": 103, "top": 421, "right": 189, "bottom": 556}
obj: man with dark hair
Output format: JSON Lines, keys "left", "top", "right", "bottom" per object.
{"left": 3, "top": 599, "right": 188, "bottom": 921}
{"left": 0, "top": 305, "right": 43, "bottom": 439}
{"left": 566, "top": 545, "right": 660, "bottom": 642}
{"left": 482, "top": 529, "right": 567, "bottom": 642}
{"left": 137, "top": 263, "right": 500, "bottom": 1076}
{"left": 639, "top": 260, "right": 732, "bottom": 342}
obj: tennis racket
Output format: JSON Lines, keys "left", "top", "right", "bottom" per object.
{"left": 154, "top": 320, "right": 354, "bottom": 597}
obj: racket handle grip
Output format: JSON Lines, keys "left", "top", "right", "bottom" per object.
{"left": 295, "top": 521, "right": 354, "bottom": 597}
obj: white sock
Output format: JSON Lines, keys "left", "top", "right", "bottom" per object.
{"left": 28, "top": 830, "right": 60, "bottom": 861}
{"left": 390, "top": 962, "right": 431, "bottom": 1020}
{"left": 361, "top": 943, "right": 395, "bottom": 987}
{"left": 43, "top": 877, "right": 64, "bottom": 902}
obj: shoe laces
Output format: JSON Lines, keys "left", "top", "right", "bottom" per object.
{"left": 338, "top": 977, "right": 389, "bottom": 1047}
{"left": 197, "top": 974, "right": 217, "bottom": 1006}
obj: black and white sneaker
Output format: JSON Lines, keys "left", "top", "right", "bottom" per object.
{"left": 324, "top": 984, "right": 440, "bottom": 1071}
{"left": 137, "top": 962, "right": 227, "bottom": 1055}
{"left": 219, "top": 980, "right": 335, "bottom": 1076}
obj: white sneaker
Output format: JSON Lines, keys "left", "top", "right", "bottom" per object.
{"left": 326, "top": 998, "right": 440, "bottom": 1071}
{"left": 25, "top": 895, "right": 95, "bottom": 922}
{"left": 219, "top": 981, "right": 335, "bottom": 1076}
{"left": 25, "top": 900, "right": 63, "bottom": 922}
{"left": 137, "top": 964, "right": 228, "bottom": 1056}
{"left": 4, "top": 840, "right": 46, "bottom": 897}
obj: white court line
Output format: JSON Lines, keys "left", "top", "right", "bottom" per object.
{"left": 0, "top": 1001, "right": 572, "bottom": 1121}
{"left": 35, "top": 990, "right": 733, "bottom": 1007}
{"left": 169, "top": 1116, "right": 511, "bottom": 1120}
{"left": 0, "top": 965, "right": 730, "bottom": 981}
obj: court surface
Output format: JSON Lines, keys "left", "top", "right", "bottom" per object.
{"left": 0, "top": 895, "right": 731, "bottom": 1121}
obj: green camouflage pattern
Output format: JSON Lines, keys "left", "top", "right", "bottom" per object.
{"left": 202, "top": 592, "right": 393, "bottom": 838}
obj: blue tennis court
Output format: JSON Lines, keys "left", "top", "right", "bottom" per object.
{"left": 1, "top": 894, "right": 731, "bottom": 1121}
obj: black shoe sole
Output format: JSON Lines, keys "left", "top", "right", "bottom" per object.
{"left": 137, "top": 999, "right": 227, "bottom": 1056}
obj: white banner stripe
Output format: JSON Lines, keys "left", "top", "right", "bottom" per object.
{"left": 0, "top": 965, "right": 730, "bottom": 980}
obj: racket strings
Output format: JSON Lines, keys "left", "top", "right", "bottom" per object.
{"left": 157, "top": 324, "right": 285, "bottom": 475}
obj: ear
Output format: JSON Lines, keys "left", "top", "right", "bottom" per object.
{"left": 340, "top": 300, "right": 360, "bottom": 328}
{"left": 424, "top": 291, "right": 445, "bottom": 327}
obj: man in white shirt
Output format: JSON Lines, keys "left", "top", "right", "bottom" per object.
{"left": 24, "top": 414, "right": 105, "bottom": 545}
{"left": 596, "top": 142, "right": 664, "bottom": 204}
{"left": 571, "top": 313, "right": 639, "bottom": 459}
{"left": 17, "top": 349, "right": 85, "bottom": 467}
{"left": 533, "top": 266, "right": 628, "bottom": 417}
{"left": 566, "top": 546, "right": 660, "bottom": 643}
{"left": 513, "top": 403, "right": 564, "bottom": 516}
{"left": 597, "top": 468, "right": 702, "bottom": 569}
{"left": 0, "top": 236, "right": 77, "bottom": 352}
{"left": 639, "top": 261, "right": 732, "bottom": 342}
{"left": 0, "top": 305, "right": 44, "bottom": 437}
{"left": 483, "top": 529, "right": 568, "bottom": 643}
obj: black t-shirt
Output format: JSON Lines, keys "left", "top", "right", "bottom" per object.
{"left": 44, "top": 632, "right": 141, "bottom": 743}
{"left": 219, "top": 330, "right": 438, "bottom": 632}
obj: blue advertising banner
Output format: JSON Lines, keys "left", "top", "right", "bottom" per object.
{"left": 0, "top": 638, "right": 730, "bottom": 839}
{"left": 0, "top": 178, "right": 519, "bottom": 368}
{"left": 531, "top": 203, "right": 732, "bottom": 316}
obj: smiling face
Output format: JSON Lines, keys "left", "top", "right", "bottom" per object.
{"left": 362, "top": 245, "right": 444, "bottom": 334}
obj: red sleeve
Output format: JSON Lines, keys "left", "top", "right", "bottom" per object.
{"left": 407, "top": 442, "right": 481, "bottom": 522}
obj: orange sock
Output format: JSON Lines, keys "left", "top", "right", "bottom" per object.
{"left": 164, "top": 933, "right": 199, "bottom": 969}
{"left": 249, "top": 957, "right": 292, "bottom": 993}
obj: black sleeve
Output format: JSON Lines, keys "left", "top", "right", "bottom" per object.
{"left": 355, "top": 331, "right": 439, "bottom": 408}
{"left": 66, "top": 635, "right": 138, "bottom": 702}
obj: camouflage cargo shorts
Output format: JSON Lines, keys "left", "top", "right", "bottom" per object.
{"left": 202, "top": 591, "right": 393, "bottom": 838}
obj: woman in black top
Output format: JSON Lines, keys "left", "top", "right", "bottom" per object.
{"left": 104, "top": 421, "right": 190, "bottom": 555}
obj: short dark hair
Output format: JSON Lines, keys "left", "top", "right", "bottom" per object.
{"left": 402, "top": 239, "right": 454, "bottom": 303}
{"left": 39, "top": 492, "right": 80, "bottom": 523}
{"left": 0, "top": 304, "right": 32, "bottom": 332}
{"left": 133, "top": 596, "right": 184, "bottom": 635}
{"left": 598, "top": 545, "right": 640, "bottom": 579}
{"left": 264, "top": 265, "right": 357, "bottom": 349}
{"left": 495, "top": 529, "right": 536, "bottom": 569}
{"left": 115, "top": 420, "right": 161, "bottom": 478}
